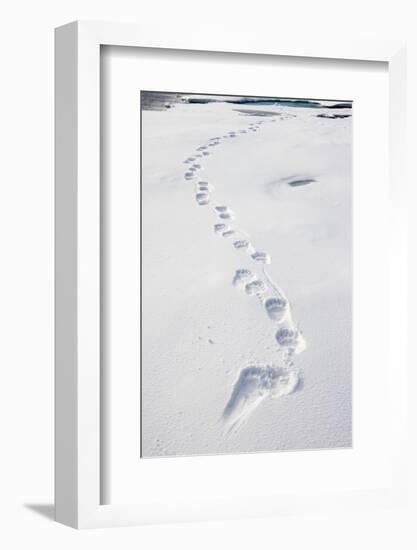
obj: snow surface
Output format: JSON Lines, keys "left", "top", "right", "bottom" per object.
{"left": 141, "top": 98, "right": 352, "bottom": 457}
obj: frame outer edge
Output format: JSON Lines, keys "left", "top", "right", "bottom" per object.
{"left": 54, "top": 19, "right": 408, "bottom": 529}
{"left": 55, "top": 21, "right": 79, "bottom": 529}
{"left": 76, "top": 20, "right": 101, "bottom": 529}
{"left": 388, "top": 44, "right": 408, "bottom": 497}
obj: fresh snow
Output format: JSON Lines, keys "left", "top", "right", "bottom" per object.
{"left": 141, "top": 98, "right": 352, "bottom": 457}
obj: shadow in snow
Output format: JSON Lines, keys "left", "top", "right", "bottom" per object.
{"left": 223, "top": 365, "right": 301, "bottom": 433}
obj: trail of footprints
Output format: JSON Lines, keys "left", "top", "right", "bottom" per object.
{"left": 183, "top": 117, "right": 306, "bottom": 433}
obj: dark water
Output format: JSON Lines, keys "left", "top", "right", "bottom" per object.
{"left": 140, "top": 91, "right": 184, "bottom": 111}
{"left": 187, "top": 97, "right": 323, "bottom": 108}
{"left": 317, "top": 113, "right": 351, "bottom": 119}
{"left": 141, "top": 91, "right": 352, "bottom": 112}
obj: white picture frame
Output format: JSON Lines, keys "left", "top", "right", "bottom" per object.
{"left": 55, "top": 20, "right": 407, "bottom": 529}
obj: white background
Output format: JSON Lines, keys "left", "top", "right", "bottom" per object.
{"left": 0, "top": 1, "right": 416, "bottom": 548}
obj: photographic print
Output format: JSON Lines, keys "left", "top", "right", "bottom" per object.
{"left": 141, "top": 91, "right": 352, "bottom": 458}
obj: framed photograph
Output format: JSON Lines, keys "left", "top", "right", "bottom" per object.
{"left": 55, "top": 21, "right": 407, "bottom": 528}
{"left": 139, "top": 89, "right": 353, "bottom": 456}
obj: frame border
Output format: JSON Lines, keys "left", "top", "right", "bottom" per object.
{"left": 55, "top": 21, "right": 407, "bottom": 528}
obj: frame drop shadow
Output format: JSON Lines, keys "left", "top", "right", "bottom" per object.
{"left": 24, "top": 503, "right": 55, "bottom": 521}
